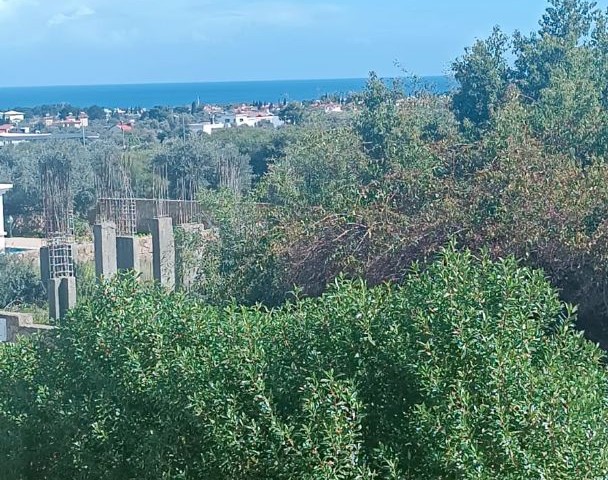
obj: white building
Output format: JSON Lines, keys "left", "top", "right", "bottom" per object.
{"left": 324, "top": 103, "right": 343, "bottom": 113}
{"left": 0, "top": 183, "right": 13, "bottom": 252}
{"left": 232, "top": 113, "right": 283, "bottom": 128}
{"left": 78, "top": 112, "right": 89, "bottom": 128}
{"left": 216, "top": 111, "right": 283, "bottom": 129}
{"left": 2, "top": 111, "right": 25, "bottom": 124}
{"left": 202, "top": 122, "right": 225, "bottom": 135}
{"left": 234, "top": 113, "right": 258, "bottom": 127}
{"left": 218, "top": 113, "right": 236, "bottom": 125}
{"left": 188, "top": 122, "right": 226, "bottom": 135}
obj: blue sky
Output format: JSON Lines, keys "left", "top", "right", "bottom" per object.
{"left": 0, "top": 1, "right": 594, "bottom": 86}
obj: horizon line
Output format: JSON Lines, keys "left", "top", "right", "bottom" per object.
{"left": 0, "top": 74, "right": 453, "bottom": 90}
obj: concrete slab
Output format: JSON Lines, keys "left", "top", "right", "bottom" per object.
{"left": 5, "top": 237, "right": 44, "bottom": 250}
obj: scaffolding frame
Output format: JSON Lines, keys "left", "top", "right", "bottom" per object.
{"left": 41, "top": 153, "right": 76, "bottom": 280}
{"left": 95, "top": 150, "right": 137, "bottom": 235}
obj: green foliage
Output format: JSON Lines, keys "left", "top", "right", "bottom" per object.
{"left": 452, "top": 26, "right": 511, "bottom": 128}
{"left": 4, "top": 5, "right": 608, "bottom": 477}
{"left": 453, "top": 0, "right": 608, "bottom": 161}
{"left": 85, "top": 105, "right": 107, "bottom": 121}
{"left": 259, "top": 126, "right": 368, "bottom": 211}
{"left": 73, "top": 217, "right": 92, "bottom": 241}
{"left": 195, "top": 1, "right": 608, "bottom": 339}
{"left": 513, "top": 0, "right": 597, "bottom": 99}
{"left": 152, "top": 138, "right": 213, "bottom": 199}
{"left": 75, "top": 261, "right": 98, "bottom": 303}
{"left": 0, "top": 255, "right": 45, "bottom": 309}
{"left": 153, "top": 138, "right": 252, "bottom": 198}
{"left": 400, "top": 249, "right": 608, "bottom": 479}
{"left": 191, "top": 189, "right": 282, "bottom": 306}
{"left": 174, "top": 224, "right": 209, "bottom": 292}
{"left": 2, "top": 248, "right": 607, "bottom": 478}
{"left": 213, "top": 126, "right": 295, "bottom": 178}
{"left": 355, "top": 73, "right": 404, "bottom": 171}
{"left": 279, "top": 102, "right": 308, "bottom": 125}
{"left": 356, "top": 73, "right": 454, "bottom": 173}
{"left": 0, "top": 140, "right": 95, "bottom": 229}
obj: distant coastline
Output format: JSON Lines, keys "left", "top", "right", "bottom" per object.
{"left": 0, "top": 76, "right": 457, "bottom": 110}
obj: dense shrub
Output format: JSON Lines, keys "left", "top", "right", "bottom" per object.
{"left": 192, "top": 34, "right": 608, "bottom": 345}
{"left": 0, "top": 255, "right": 45, "bottom": 309}
{"left": 1, "top": 247, "right": 607, "bottom": 478}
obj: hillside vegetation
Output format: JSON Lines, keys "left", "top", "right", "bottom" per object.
{"left": 3, "top": 3, "right": 608, "bottom": 344}
{"left": 187, "top": 0, "right": 608, "bottom": 346}
{"left": 2, "top": 247, "right": 607, "bottom": 479}
{"left": 3, "top": 1, "right": 608, "bottom": 477}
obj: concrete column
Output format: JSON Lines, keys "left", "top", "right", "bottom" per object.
{"left": 39, "top": 246, "right": 50, "bottom": 286}
{"left": 0, "top": 317, "right": 7, "bottom": 342}
{"left": 94, "top": 222, "right": 117, "bottom": 279}
{"left": 151, "top": 217, "right": 175, "bottom": 290}
{"left": 116, "top": 236, "right": 140, "bottom": 272}
{"left": 0, "top": 183, "right": 13, "bottom": 252}
{"left": 59, "top": 277, "right": 77, "bottom": 318}
{"left": 0, "top": 189, "right": 4, "bottom": 252}
{"left": 48, "top": 278, "right": 61, "bottom": 320}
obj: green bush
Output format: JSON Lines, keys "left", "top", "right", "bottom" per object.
{"left": 1, "top": 246, "right": 606, "bottom": 478}
{"left": 0, "top": 255, "right": 45, "bottom": 309}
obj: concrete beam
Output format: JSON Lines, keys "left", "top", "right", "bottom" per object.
{"left": 94, "top": 222, "right": 117, "bottom": 279}
{"left": 151, "top": 217, "right": 175, "bottom": 290}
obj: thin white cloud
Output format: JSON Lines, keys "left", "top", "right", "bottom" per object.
{"left": 214, "top": 2, "right": 341, "bottom": 28}
{"left": 48, "top": 5, "right": 95, "bottom": 26}
{"left": 0, "top": 0, "right": 38, "bottom": 18}
{"left": 0, "top": 0, "right": 343, "bottom": 49}
{"left": 141, "top": 1, "right": 339, "bottom": 25}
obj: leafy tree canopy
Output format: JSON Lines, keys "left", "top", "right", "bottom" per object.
{"left": 2, "top": 247, "right": 607, "bottom": 478}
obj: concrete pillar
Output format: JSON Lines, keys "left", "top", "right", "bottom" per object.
{"left": 151, "top": 217, "right": 175, "bottom": 290}
{"left": 94, "top": 222, "right": 117, "bottom": 279}
{"left": 116, "top": 236, "right": 140, "bottom": 272}
{"left": 59, "top": 277, "right": 77, "bottom": 318}
{"left": 0, "top": 183, "right": 13, "bottom": 252}
{"left": 0, "top": 317, "right": 7, "bottom": 342}
{"left": 39, "top": 246, "right": 50, "bottom": 286}
{"left": 48, "top": 278, "right": 61, "bottom": 320}
{"left": 139, "top": 254, "right": 153, "bottom": 282}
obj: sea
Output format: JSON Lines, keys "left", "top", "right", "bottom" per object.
{"left": 0, "top": 76, "right": 456, "bottom": 109}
